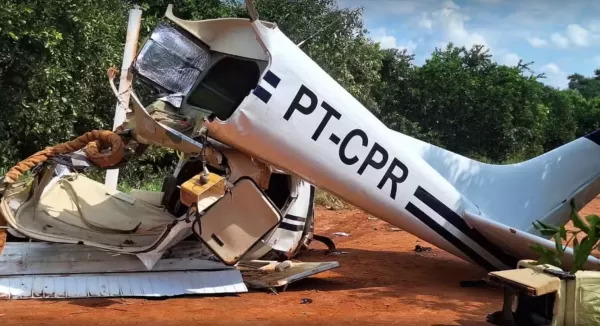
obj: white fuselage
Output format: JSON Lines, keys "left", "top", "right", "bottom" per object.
{"left": 204, "top": 21, "right": 517, "bottom": 271}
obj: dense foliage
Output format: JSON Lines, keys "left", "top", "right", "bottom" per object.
{"left": 1, "top": 0, "right": 600, "bottom": 182}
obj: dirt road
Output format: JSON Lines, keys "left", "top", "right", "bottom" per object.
{"left": 3, "top": 203, "right": 573, "bottom": 326}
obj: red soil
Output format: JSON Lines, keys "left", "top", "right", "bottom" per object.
{"left": 5, "top": 200, "right": 599, "bottom": 326}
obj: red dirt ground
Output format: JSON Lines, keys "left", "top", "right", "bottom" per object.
{"left": 2, "top": 200, "right": 599, "bottom": 326}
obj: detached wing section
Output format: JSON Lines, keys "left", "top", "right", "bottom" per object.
{"left": 463, "top": 211, "right": 600, "bottom": 271}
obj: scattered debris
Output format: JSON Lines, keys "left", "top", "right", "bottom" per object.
{"left": 239, "top": 261, "right": 340, "bottom": 290}
{"left": 415, "top": 244, "right": 432, "bottom": 253}
{"left": 207, "top": 254, "right": 221, "bottom": 262}
{"left": 333, "top": 232, "right": 350, "bottom": 237}
{"left": 312, "top": 234, "right": 336, "bottom": 253}
{"left": 275, "top": 260, "right": 292, "bottom": 272}
{"left": 300, "top": 298, "right": 313, "bottom": 304}
{"left": 388, "top": 227, "right": 402, "bottom": 232}
{"left": 329, "top": 251, "right": 349, "bottom": 255}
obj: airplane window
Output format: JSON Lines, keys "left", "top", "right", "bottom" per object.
{"left": 133, "top": 23, "right": 211, "bottom": 96}
{"left": 187, "top": 56, "right": 260, "bottom": 121}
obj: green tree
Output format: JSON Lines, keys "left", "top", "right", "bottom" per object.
{"left": 405, "top": 43, "right": 547, "bottom": 162}
{"left": 541, "top": 88, "right": 579, "bottom": 151}
{"left": 1, "top": 0, "right": 599, "bottom": 186}
{"left": 0, "top": 0, "right": 129, "bottom": 168}
{"left": 568, "top": 70, "right": 600, "bottom": 100}
{"left": 369, "top": 48, "right": 429, "bottom": 142}
{"left": 247, "top": 0, "right": 384, "bottom": 111}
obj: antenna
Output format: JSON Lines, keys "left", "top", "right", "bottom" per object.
{"left": 245, "top": 0, "right": 259, "bottom": 22}
{"left": 297, "top": 16, "right": 343, "bottom": 48}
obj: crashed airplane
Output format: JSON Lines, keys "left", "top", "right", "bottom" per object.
{"left": 1, "top": 1, "right": 600, "bottom": 298}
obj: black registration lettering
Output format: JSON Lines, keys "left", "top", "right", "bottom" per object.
{"left": 358, "top": 143, "right": 389, "bottom": 175}
{"left": 378, "top": 158, "right": 409, "bottom": 199}
{"left": 282, "top": 84, "right": 410, "bottom": 201}
{"left": 284, "top": 85, "right": 317, "bottom": 120}
{"left": 339, "top": 129, "right": 368, "bottom": 165}
{"left": 312, "top": 101, "right": 341, "bottom": 141}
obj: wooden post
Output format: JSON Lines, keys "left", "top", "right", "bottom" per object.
{"left": 105, "top": 6, "right": 143, "bottom": 191}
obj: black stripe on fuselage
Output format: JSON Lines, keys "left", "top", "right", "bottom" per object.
{"left": 279, "top": 221, "right": 304, "bottom": 232}
{"left": 585, "top": 129, "right": 600, "bottom": 146}
{"left": 413, "top": 186, "right": 519, "bottom": 269}
{"left": 285, "top": 214, "right": 307, "bottom": 222}
{"left": 263, "top": 70, "right": 281, "bottom": 88}
{"left": 253, "top": 85, "right": 272, "bottom": 103}
{"left": 405, "top": 202, "right": 497, "bottom": 271}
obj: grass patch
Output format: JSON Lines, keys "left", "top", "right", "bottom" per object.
{"left": 315, "top": 188, "right": 349, "bottom": 210}
{"left": 85, "top": 166, "right": 168, "bottom": 194}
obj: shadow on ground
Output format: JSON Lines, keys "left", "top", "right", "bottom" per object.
{"left": 286, "top": 246, "right": 501, "bottom": 325}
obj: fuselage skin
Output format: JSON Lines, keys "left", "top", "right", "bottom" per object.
{"left": 203, "top": 21, "right": 516, "bottom": 271}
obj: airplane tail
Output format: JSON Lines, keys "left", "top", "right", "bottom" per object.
{"left": 394, "top": 128, "right": 600, "bottom": 234}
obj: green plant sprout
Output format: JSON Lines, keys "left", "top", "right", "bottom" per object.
{"left": 531, "top": 199, "right": 600, "bottom": 273}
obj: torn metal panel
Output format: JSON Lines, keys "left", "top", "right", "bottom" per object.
{"left": 238, "top": 260, "right": 339, "bottom": 289}
{"left": 129, "top": 92, "right": 205, "bottom": 155}
{"left": 0, "top": 269, "right": 246, "bottom": 299}
{"left": 165, "top": 4, "right": 270, "bottom": 61}
{"left": 0, "top": 242, "right": 230, "bottom": 276}
{"left": 221, "top": 149, "right": 272, "bottom": 189}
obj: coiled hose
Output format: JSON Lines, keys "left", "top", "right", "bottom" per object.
{"left": 3, "top": 130, "right": 126, "bottom": 184}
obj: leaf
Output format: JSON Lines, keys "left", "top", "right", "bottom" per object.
{"left": 572, "top": 235, "right": 596, "bottom": 273}
{"left": 531, "top": 243, "right": 562, "bottom": 268}
{"left": 570, "top": 200, "right": 590, "bottom": 233}
{"left": 554, "top": 233, "right": 564, "bottom": 257}
{"left": 586, "top": 214, "right": 600, "bottom": 235}
{"left": 560, "top": 225, "right": 567, "bottom": 240}
{"left": 535, "top": 220, "right": 555, "bottom": 230}
{"left": 532, "top": 220, "right": 560, "bottom": 236}
{"left": 539, "top": 228, "right": 560, "bottom": 236}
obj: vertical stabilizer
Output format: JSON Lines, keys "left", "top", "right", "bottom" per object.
{"left": 391, "top": 129, "right": 600, "bottom": 234}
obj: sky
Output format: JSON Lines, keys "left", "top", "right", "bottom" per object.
{"left": 336, "top": 0, "right": 600, "bottom": 89}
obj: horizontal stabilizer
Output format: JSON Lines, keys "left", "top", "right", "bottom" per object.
{"left": 463, "top": 211, "right": 600, "bottom": 271}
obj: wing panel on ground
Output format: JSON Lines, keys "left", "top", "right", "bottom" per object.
{"left": 0, "top": 270, "right": 245, "bottom": 299}
{"left": 0, "top": 242, "right": 229, "bottom": 276}
{"left": 0, "top": 241, "right": 246, "bottom": 299}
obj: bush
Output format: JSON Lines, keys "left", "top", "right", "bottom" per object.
{"left": 531, "top": 199, "right": 600, "bottom": 273}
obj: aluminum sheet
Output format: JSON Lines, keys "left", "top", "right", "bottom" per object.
{"left": 0, "top": 242, "right": 229, "bottom": 275}
{"left": 0, "top": 241, "right": 247, "bottom": 299}
{"left": 0, "top": 270, "right": 247, "bottom": 299}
